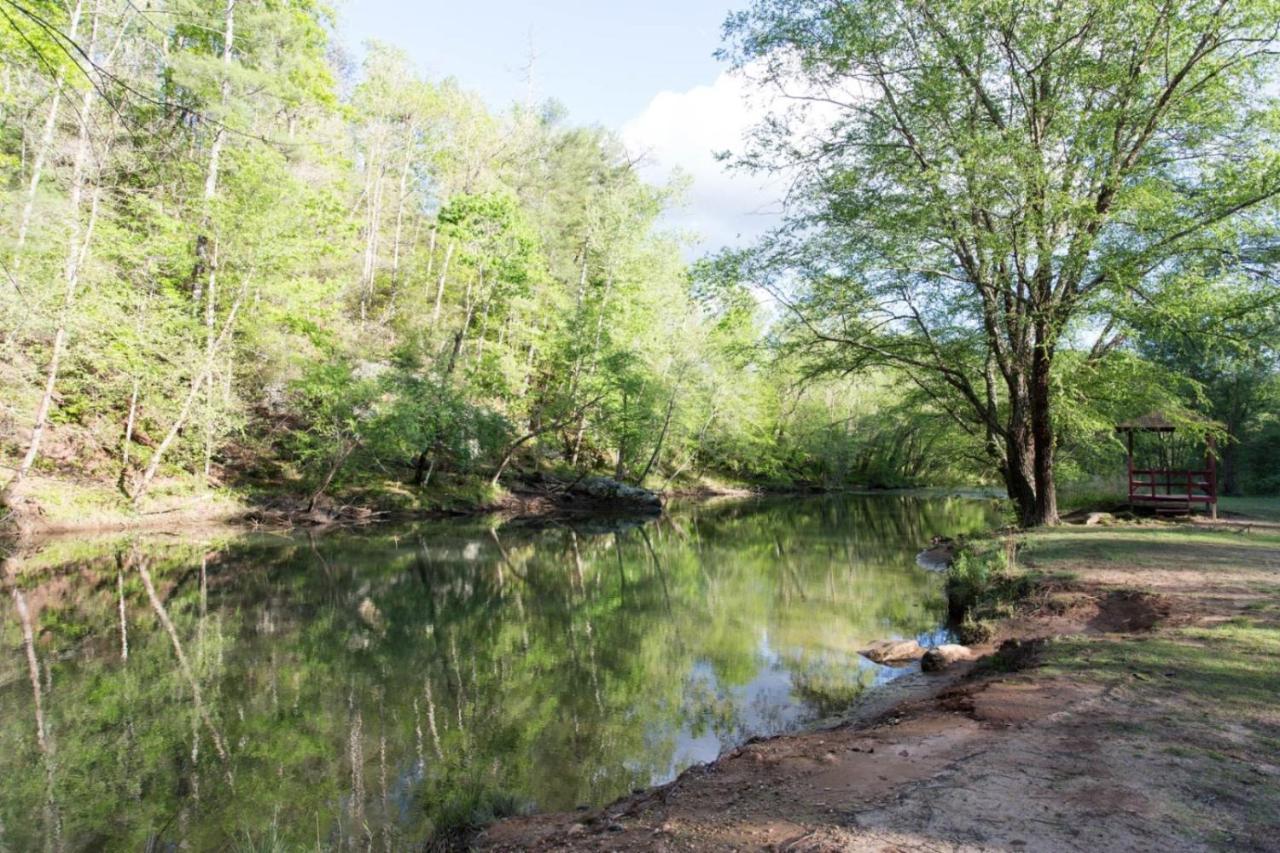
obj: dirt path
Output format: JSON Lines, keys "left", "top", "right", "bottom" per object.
{"left": 478, "top": 523, "right": 1280, "bottom": 852}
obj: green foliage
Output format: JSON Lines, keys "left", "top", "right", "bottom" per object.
{"left": 1, "top": 0, "right": 1277, "bottom": 514}
{"left": 945, "top": 538, "right": 1031, "bottom": 623}
{"left": 715, "top": 0, "right": 1280, "bottom": 522}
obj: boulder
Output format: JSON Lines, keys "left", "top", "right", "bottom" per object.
{"left": 921, "top": 644, "right": 975, "bottom": 672}
{"left": 571, "top": 477, "right": 663, "bottom": 509}
{"left": 859, "top": 639, "right": 926, "bottom": 665}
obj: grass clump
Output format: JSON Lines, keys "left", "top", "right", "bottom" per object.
{"left": 946, "top": 536, "right": 1030, "bottom": 626}
{"left": 423, "top": 781, "right": 525, "bottom": 852}
{"left": 956, "top": 614, "right": 995, "bottom": 645}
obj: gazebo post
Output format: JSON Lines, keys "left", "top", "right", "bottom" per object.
{"left": 1207, "top": 434, "right": 1218, "bottom": 520}
{"left": 1126, "top": 429, "right": 1134, "bottom": 512}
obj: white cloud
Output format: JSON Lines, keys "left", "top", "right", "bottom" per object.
{"left": 622, "top": 70, "right": 786, "bottom": 256}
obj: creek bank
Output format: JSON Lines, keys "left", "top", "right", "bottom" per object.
{"left": 3, "top": 475, "right": 974, "bottom": 542}
{"left": 1, "top": 471, "right": 666, "bottom": 542}
{"left": 226, "top": 475, "right": 664, "bottom": 529}
{"left": 477, "top": 521, "right": 1280, "bottom": 852}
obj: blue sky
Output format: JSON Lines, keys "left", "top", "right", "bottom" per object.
{"left": 338, "top": 0, "right": 734, "bottom": 129}
{"left": 336, "top": 1, "right": 782, "bottom": 252}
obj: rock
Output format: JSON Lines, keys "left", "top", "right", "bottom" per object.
{"left": 921, "top": 644, "right": 975, "bottom": 672}
{"left": 859, "top": 639, "right": 926, "bottom": 665}
{"left": 916, "top": 544, "right": 955, "bottom": 571}
{"left": 357, "top": 597, "right": 383, "bottom": 631}
{"left": 571, "top": 477, "right": 663, "bottom": 509}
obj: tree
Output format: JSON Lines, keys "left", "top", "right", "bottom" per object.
{"left": 1134, "top": 274, "right": 1280, "bottom": 493}
{"left": 719, "top": 0, "right": 1280, "bottom": 525}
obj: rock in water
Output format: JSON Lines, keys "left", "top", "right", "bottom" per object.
{"left": 859, "top": 639, "right": 926, "bottom": 665}
{"left": 916, "top": 544, "right": 955, "bottom": 571}
{"left": 921, "top": 644, "right": 974, "bottom": 672}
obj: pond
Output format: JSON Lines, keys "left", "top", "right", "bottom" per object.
{"left": 0, "top": 493, "right": 999, "bottom": 850}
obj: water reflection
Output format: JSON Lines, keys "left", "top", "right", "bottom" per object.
{"left": 0, "top": 494, "right": 998, "bottom": 849}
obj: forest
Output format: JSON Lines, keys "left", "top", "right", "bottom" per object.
{"left": 3, "top": 2, "right": 1280, "bottom": 851}
{"left": 0, "top": 0, "right": 1278, "bottom": 528}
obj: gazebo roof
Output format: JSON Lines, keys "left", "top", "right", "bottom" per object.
{"left": 1115, "top": 412, "right": 1178, "bottom": 433}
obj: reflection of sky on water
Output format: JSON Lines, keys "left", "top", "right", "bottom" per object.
{"left": 656, "top": 626, "right": 935, "bottom": 784}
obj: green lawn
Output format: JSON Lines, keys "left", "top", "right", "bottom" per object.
{"left": 1218, "top": 495, "right": 1280, "bottom": 522}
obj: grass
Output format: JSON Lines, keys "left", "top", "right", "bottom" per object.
{"left": 1039, "top": 617, "right": 1280, "bottom": 846}
{"left": 423, "top": 782, "right": 526, "bottom": 852}
{"left": 1020, "top": 524, "right": 1280, "bottom": 573}
{"left": 1057, "top": 483, "right": 1128, "bottom": 513}
{"left": 1218, "top": 494, "right": 1280, "bottom": 522}
{"left": 1015, "top": 523, "right": 1280, "bottom": 850}
{"left": 1045, "top": 619, "right": 1280, "bottom": 710}
{"left": 1057, "top": 483, "right": 1280, "bottom": 523}
{"left": 945, "top": 533, "right": 1057, "bottom": 628}
{"left": 1, "top": 474, "right": 251, "bottom": 537}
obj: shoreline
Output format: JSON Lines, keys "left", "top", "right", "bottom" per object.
{"left": 0, "top": 476, "right": 958, "bottom": 545}
{"left": 476, "top": 517, "right": 1280, "bottom": 851}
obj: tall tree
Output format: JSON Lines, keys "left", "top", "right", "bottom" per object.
{"left": 719, "top": 0, "right": 1280, "bottom": 524}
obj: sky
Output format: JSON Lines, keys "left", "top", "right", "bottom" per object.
{"left": 337, "top": 0, "right": 782, "bottom": 253}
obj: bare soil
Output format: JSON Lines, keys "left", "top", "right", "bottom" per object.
{"left": 478, "top": 523, "right": 1280, "bottom": 852}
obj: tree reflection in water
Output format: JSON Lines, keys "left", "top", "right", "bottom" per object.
{"left": 0, "top": 494, "right": 998, "bottom": 849}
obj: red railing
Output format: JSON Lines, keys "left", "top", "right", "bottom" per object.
{"left": 1127, "top": 469, "right": 1218, "bottom": 506}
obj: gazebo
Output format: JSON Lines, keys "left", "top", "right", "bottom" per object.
{"left": 1116, "top": 413, "right": 1218, "bottom": 519}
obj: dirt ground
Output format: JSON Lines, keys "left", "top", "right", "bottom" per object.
{"left": 478, "top": 520, "right": 1280, "bottom": 852}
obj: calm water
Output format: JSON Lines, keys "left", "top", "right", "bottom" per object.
{"left": 0, "top": 494, "right": 997, "bottom": 850}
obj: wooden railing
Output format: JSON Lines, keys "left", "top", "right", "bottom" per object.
{"left": 1127, "top": 468, "right": 1217, "bottom": 506}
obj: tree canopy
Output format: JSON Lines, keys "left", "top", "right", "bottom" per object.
{"left": 716, "top": 0, "right": 1280, "bottom": 523}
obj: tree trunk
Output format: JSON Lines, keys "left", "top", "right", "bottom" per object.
{"left": 117, "top": 563, "right": 129, "bottom": 661}
{"left": 614, "top": 390, "right": 628, "bottom": 480}
{"left": 1221, "top": 442, "right": 1239, "bottom": 496}
{"left": 636, "top": 390, "right": 677, "bottom": 484}
{"left": 431, "top": 240, "right": 454, "bottom": 327}
{"left": 424, "top": 226, "right": 437, "bottom": 280}
{"left": 569, "top": 273, "right": 613, "bottom": 466}
{"left": 119, "top": 376, "right": 139, "bottom": 494}
{"left": 194, "top": 0, "right": 236, "bottom": 485}
{"left": 1030, "top": 331, "right": 1059, "bottom": 526}
{"left": 3, "top": 5, "right": 103, "bottom": 502}
{"left": 308, "top": 435, "right": 359, "bottom": 511}
{"left": 389, "top": 131, "right": 415, "bottom": 288}
{"left": 996, "top": 361, "right": 1040, "bottom": 526}
{"left": 489, "top": 394, "right": 603, "bottom": 487}
{"left": 444, "top": 271, "right": 479, "bottom": 377}
{"left": 10, "top": 0, "right": 85, "bottom": 269}
{"left": 193, "top": 0, "right": 235, "bottom": 307}
{"left": 133, "top": 281, "right": 248, "bottom": 503}
{"left": 359, "top": 132, "right": 387, "bottom": 323}
{"left": 1003, "top": 430, "right": 1038, "bottom": 527}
